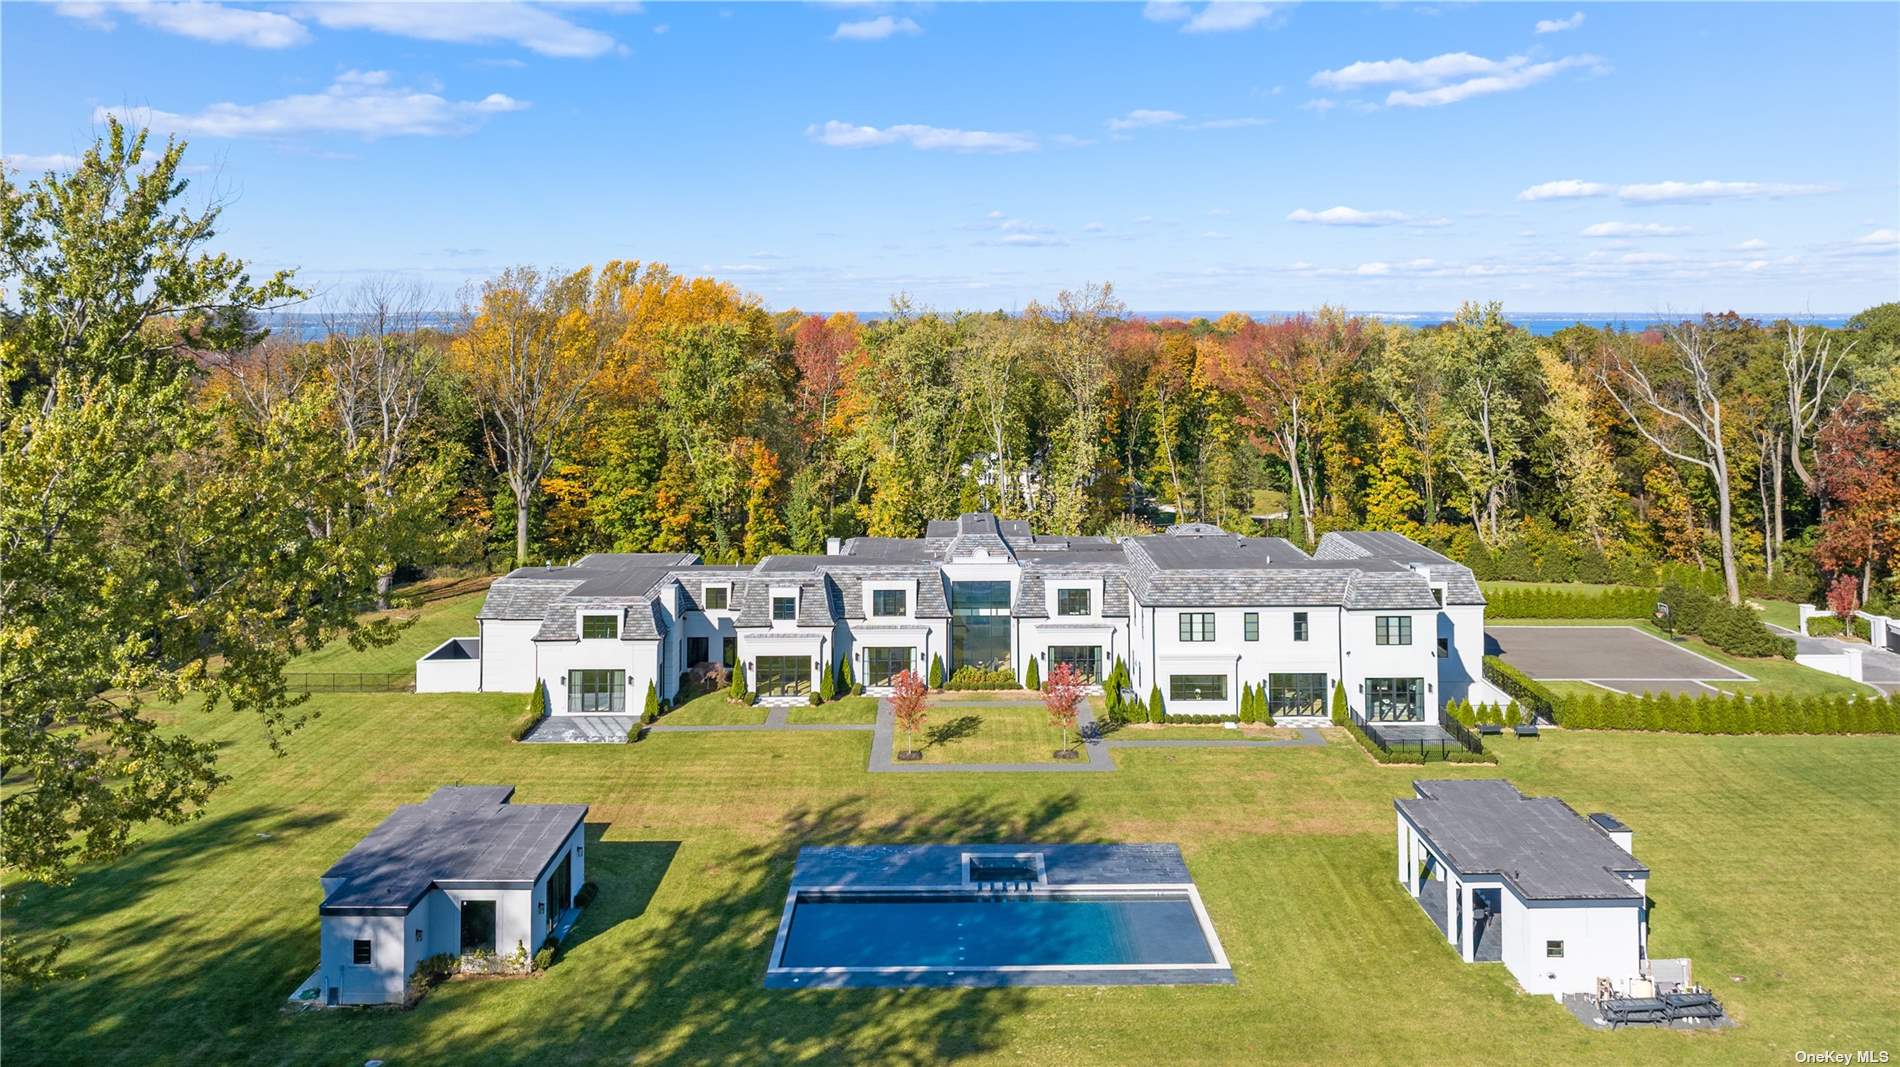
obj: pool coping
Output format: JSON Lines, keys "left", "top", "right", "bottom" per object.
{"left": 764, "top": 844, "right": 1235, "bottom": 989}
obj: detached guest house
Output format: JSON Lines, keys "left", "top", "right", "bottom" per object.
{"left": 421, "top": 512, "right": 1502, "bottom": 724}
{"left": 314, "top": 786, "right": 585, "bottom": 1005}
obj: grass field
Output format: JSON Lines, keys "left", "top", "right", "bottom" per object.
{"left": 291, "top": 591, "right": 485, "bottom": 675}
{"left": 662, "top": 691, "right": 769, "bottom": 725}
{"left": 900, "top": 703, "right": 1071, "bottom": 764}
{"left": 8, "top": 597, "right": 1899, "bottom": 1065}
{"left": 1108, "top": 723, "right": 1302, "bottom": 741}
{"left": 1750, "top": 599, "right": 1803, "bottom": 632}
{"left": 785, "top": 695, "right": 879, "bottom": 725}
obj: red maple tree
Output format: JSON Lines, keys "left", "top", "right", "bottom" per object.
{"left": 1041, "top": 662, "right": 1086, "bottom": 753}
{"left": 889, "top": 668, "right": 928, "bottom": 758}
{"left": 1814, "top": 394, "right": 1900, "bottom": 601}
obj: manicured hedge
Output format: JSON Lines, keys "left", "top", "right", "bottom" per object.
{"left": 1483, "top": 586, "right": 1659, "bottom": 620}
{"left": 944, "top": 666, "right": 1021, "bottom": 690}
{"left": 1559, "top": 690, "right": 1900, "bottom": 735}
{"left": 1482, "top": 656, "right": 1562, "bottom": 723}
{"left": 1660, "top": 582, "right": 1796, "bottom": 659}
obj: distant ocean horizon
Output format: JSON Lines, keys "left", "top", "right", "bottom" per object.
{"left": 262, "top": 308, "right": 1857, "bottom": 341}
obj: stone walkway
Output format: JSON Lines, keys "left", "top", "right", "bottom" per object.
{"left": 521, "top": 714, "right": 638, "bottom": 743}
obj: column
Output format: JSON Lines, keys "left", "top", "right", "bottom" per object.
{"left": 1446, "top": 872, "right": 1460, "bottom": 948}
{"left": 1459, "top": 881, "right": 1476, "bottom": 963}
{"left": 1396, "top": 815, "right": 1408, "bottom": 887}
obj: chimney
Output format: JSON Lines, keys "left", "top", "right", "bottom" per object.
{"left": 1589, "top": 813, "right": 1634, "bottom": 855}
{"left": 825, "top": 537, "right": 843, "bottom": 556}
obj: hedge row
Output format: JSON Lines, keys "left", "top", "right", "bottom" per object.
{"left": 1483, "top": 586, "right": 1660, "bottom": 619}
{"left": 1559, "top": 690, "right": 1900, "bottom": 735}
{"left": 1807, "top": 615, "right": 1872, "bottom": 641}
{"left": 1482, "top": 656, "right": 1562, "bottom": 723}
{"left": 944, "top": 666, "right": 1021, "bottom": 691}
{"left": 1444, "top": 697, "right": 1528, "bottom": 728}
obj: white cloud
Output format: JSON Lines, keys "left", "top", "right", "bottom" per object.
{"left": 1616, "top": 180, "right": 1836, "bottom": 204}
{"left": 990, "top": 233, "right": 1067, "bottom": 247}
{"left": 1517, "top": 179, "right": 1611, "bottom": 201}
{"left": 1287, "top": 206, "right": 1447, "bottom": 227}
{"left": 305, "top": 2, "right": 619, "bottom": 58}
{"left": 1581, "top": 222, "right": 1690, "bottom": 238}
{"left": 97, "top": 71, "right": 528, "bottom": 139}
{"left": 1145, "top": 2, "right": 1282, "bottom": 32}
{"left": 1299, "top": 98, "right": 1338, "bottom": 113}
{"left": 1082, "top": 221, "right": 1106, "bottom": 232}
{"left": 1193, "top": 116, "right": 1270, "bottom": 129}
{"left": 1107, "top": 108, "right": 1186, "bottom": 131}
{"left": 1201, "top": 230, "right": 1230, "bottom": 239}
{"left": 1355, "top": 261, "right": 1391, "bottom": 275}
{"left": 1312, "top": 51, "right": 1601, "bottom": 109}
{"left": 806, "top": 120, "right": 1038, "bottom": 153}
{"left": 1386, "top": 55, "right": 1600, "bottom": 108}
{"left": 832, "top": 15, "right": 921, "bottom": 41}
{"left": 58, "top": 1, "right": 310, "bottom": 48}
{"left": 1534, "top": 11, "right": 1585, "bottom": 34}
{"left": 1619, "top": 252, "right": 1678, "bottom": 265}
{"left": 3, "top": 152, "right": 83, "bottom": 172}
{"left": 1856, "top": 228, "right": 1900, "bottom": 245}
{"left": 1734, "top": 238, "right": 1769, "bottom": 250}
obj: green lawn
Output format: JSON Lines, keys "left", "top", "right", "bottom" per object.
{"left": 1750, "top": 598, "right": 1803, "bottom": 632}
{"left": 290, "top": 591, "right": 485, "bottom": 675}
{"left": 9, "top": 597, "right": 1899, "bottom": 1065}
{"left": 1110, "top": 723, "right": 1302, "bottom": 741}
{"left": 898, "top": 703, "right": 1072, "bottom": 763}
{"left": 660, "top": 691, "right": 769, "bottom": 726}
{"left": 784, "top": 695, "right": 879, "bottom": 725}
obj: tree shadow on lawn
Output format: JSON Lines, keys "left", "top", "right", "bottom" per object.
{"left": 3, "top": 803, "right": 344, "bottom": 1062}
{"left": 458, "top": 791, "right": 1099, "bottom": 1066}
{"left": 924, "top": 715, "right": 982, "bottom": 749}
{"left": 553, "top": 825, "right": 678, "bottom": 955}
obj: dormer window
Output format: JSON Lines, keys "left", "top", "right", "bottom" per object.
{"left": 703, "top": 585, "right": 729, "bottom": 611}
{"left": 1056, "top": 588, "right": 1091, "bottom": 616}
{"left": 581, "top": 614, "right": 618, "bottom": 640}
{"left": 772, "top": 595, "right": 797, "bottom": 621}
{"left": 872, "top": 589, "right": 907, "bottom": 617}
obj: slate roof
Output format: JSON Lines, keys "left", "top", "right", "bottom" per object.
{"left": 1012, "top": 565, "right": 1133, "bottom": 618}
{"left": 1121, "top": 536, "right": 1441, "bottom": 609}
{"left": 320, "top": 786, "right": 587, "bottom": 914}
{"left": 825, "top": 565, "right": 951, "bottom": 620}
{"left": 1396, "top": 780, "right": 1646, "bottom": 901}
{"left": 668, "top": 567, "right": 750, "bottom": 612}
{"left": 1315, "top": 532, "right": 1484, "bottom": 605}
{"left": 734, "top": 573, "right": 836, "bottom": 628}
{"left": 477, "top": 573, "right": 586, "bottom": 620}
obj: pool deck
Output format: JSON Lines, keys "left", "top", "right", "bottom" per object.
{"left": 766, "top": 843, "right": 1236, "bottom": 989}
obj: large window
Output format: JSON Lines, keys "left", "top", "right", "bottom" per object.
{"left": 1048, "top": 645, "right": 1101, "bottom": 682}
{"left": 581, "top": 614, "right": 618, "bottom": 639}
{"left": 951, "top": 581, "right": 1012, "bottom": 669}
{"left": 1266, "top": 673, "right": 1328, "bottom": 718}
{"left": 1376, "top": 616, "right": 1413, "bottom": 645}
{"left": 1056, "top": 588, "right": 1092, "bottom": 616}
{"left": 687, "top": 636, "right": 709, "bottom": 665}
{"left": 1293, "top": 611, "right": 1309, "bottom": 642}
{"left": 863, "top": 646, "right": 911, "bottom": 687}
{"left": 702, "top": 585, "right": 729, "bottom": 611}
{"left": 872, "top": 589, "right": 908, "bottom": 617}
{"left": 756, "top": 655, "right": 812, "bottom": 696}
{"left": 460, "top": 900, "right": 496, "bottom": 954}
{"left": 1365, "top": 677, "right": 1424, "bottom": 721}
{"left": 568, "top": 669, "right": 626, "bottom": 714}
{"left": 1169, "top": 674, "right": 1228, "bottom": 702}
{"left": 1244, "top": 612, "right": 1259, "bottom": 642}
{"left": 1178, "top": 613, "right": 1216, "bottom": 642}
{"left": 772, "top": 595, "right": 797, "bottom": 621}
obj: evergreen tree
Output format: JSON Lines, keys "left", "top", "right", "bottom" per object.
{"left": 642, "top": 681, "right": 661, "bottom": 724}
{"left": 819, "top": 662, "right": 836, "bottom": 701}
{"left": 928, "top": 653, "right": 944, "bottom": 689}
{"left": 1024, "top": 656, "right": 1041, "bottom": 691}
{"left": 1148, "top": 683, "right": 1166, "bottom": 723}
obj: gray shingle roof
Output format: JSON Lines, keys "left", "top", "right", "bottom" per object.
{"left": 1315, "top": 530, "right": 1452, "bottom": 564}
{"left": 532, "top": 596, "right": 666, "bottom": 640}
{"left": 826, "top": 565, "right": 951, "bottom": 619}
{"left": 1012, "top": 565, "right": 1132, "bottom": 618}
{"left": 477, "top": 574, "right": 585, "bottom": 620}
{"left": 735, "top": 574, "right": 836, "bottom": 628}
{"left": 668, "top": 567, "right": 751, "bottom": 612}
{"left": 1396, "top": 780, "right": 1646, "bottom": 901}
{"left": 320, "top": 786, "right": 586, "bottom": 913}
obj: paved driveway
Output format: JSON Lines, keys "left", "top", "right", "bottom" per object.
{"left": 1484, "top": 625, "right": 1750, "bottom": 695}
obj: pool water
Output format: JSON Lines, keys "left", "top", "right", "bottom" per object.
{"left": 778, "top": 891, "right": 1217, "bottom": 969}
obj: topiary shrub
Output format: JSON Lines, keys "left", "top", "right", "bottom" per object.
{"left": 1331, "top": 681, "right": 1348, "bottom": 726}
{"left": 819, "top": 663, "right": 836, "bottom": 701}
{"left": 1239, "top": 682, "right": 1255, "bottom": 723}
{"left": 1148, "top": 683, "right": 1166, "bottom": 723}
{"left": 728, "top": 663, "right": 748, "bottom": 702}
{"left": 1024, "top": 656, "right": 1041, "bottom": 691}
{"left": 808, "top": 689, "right": 824, "bottom": 706}
{"left": 534, "top": 935, "right": 560, "bottom": 971}
{"left": 642, "top": 681, "right": 660, "bottom": 724}
{"left": 946, "top": 665, "right": 1020, "bottom": 690}
{"left": 512, "top": 681, "right": 549, "bottom": 741}
{"left": 838, "top": 657, "right": 855, "bottom": 692}
{"left": 928, "top": 653, "right": 944, "bottom": 690}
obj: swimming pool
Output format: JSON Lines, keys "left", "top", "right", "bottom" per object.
{"left": 765, "top": 844, "right": 1233, "bottom": 988}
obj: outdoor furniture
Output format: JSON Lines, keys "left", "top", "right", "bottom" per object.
{"left": 1477, "top": 723, "right": 1503, "bottom": 736}
{"left": 1514, "top": 723, "right": 1541, "bottom": 738}
{"left": 1662, "top": 991, "right": 1724, "bottom": 1021}
{"left": 1600, "top": 996, "right": 1668, "bottom": 1028}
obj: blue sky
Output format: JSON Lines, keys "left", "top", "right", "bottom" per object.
{"left": 6, "top": 1, "right": 1897, "bottom": 313}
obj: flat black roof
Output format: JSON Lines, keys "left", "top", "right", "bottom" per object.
{"left": 320, "top": 786, "right": 586, "bottom": 913}
{"left": 1396, "top": 780, "right": 1646, "bottom": 900}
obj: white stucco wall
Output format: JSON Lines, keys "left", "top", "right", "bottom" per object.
{"left": 535, "top": 637, "right": 659, "bottom": 715}
{"left": 318, "top": 911, "right": 408, "bottom": 1005}
{"left": 478, "top": 619, "right": 541, "bottom": 693}
{"left": 416, "top": 647, "right": 481, "bottom": 693}
{"left": 1500, "top": 893, "right": 1644, "bottom": 997}
{"left": 1340, "top": 609, "right": 1439, "bottom": 722}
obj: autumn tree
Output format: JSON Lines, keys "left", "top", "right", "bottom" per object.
{"left": 1212, "top": 315, "right": 1331, "bottom": 543}
{"left": 890, "top": 668, "right": 929, "bottom": 758}
{"left": 1041, "top": 661, "right": 1086, "bottom": 754}
{"left": 456, "top": 266, "right": 604, "bottom": 568}
{"left": 1536, "top": 344, "right": 1620, "bottom": 548}
{"left": 1813, "top": 393, "right": 1900, "bottom": 601}
{"left": 1440, "top": 302, "right": 1538, "bottom": 544}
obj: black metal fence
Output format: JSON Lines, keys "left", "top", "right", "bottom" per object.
{"left": 1350, "top": 706, "right": 1483, "bottom": 762}
{"left": 285, "top": 672, "right": 413, "bottom": 693}
{"left": 1440, "top": 715, "right": 1486, "bottom": 755}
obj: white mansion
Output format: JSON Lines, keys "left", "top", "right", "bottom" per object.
{"left": 418, "top": 513, "right": 1500, "bottom": 723}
